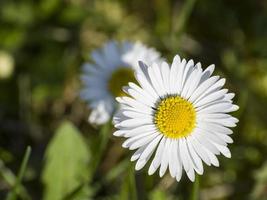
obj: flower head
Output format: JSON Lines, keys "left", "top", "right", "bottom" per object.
{"left": 113, "top": 55, "right": 239, "bottom": 182}
{"left": 80, "top": 40, "right": 162, "bottom": 125}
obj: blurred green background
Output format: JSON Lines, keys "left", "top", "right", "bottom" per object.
{"left": 1, "top": 0, "right": 267, "bottom": 199}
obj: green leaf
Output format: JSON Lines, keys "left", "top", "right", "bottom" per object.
{"left": 118, "top": 164, "right": 137, "bottom": 200}
{"left": 39, "top": 0, "right": 61, "bottom": 18}
{"left": 149, "top": 189, "right": 168, "bottom": 200}
{"left": 42, "top": 121, "right": 91, "bottom": 200}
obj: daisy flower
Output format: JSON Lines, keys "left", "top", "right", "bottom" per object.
{"left": 80, "top": 40, "right": 162, "bottom": 125}
{"left": 113, "top": 55, "right": 239, "bottom": 182}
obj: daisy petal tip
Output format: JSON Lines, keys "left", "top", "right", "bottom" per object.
{"left": 159, "top": 172, "right": 164, "bottom": 178}
{"left": 115, "top": 97, "right": 121, "bottom": 102}
{"left": 148, "top": 170, "right": 154, "bottom": 176}
{"left": 129, "top": 146, "right": 137, "bottom": 150}
{"left": 187, "top": 172, "right": 195, "bottom": 182}
{"left": 210, "top": 64, "right": 215, "bottom": 68}
{"left": 122, "top": 143, "right": 128, "bottom": 148}
{"left": 135, "top": 162, "right": 145, "bottom": 171}
{"left": 198, "top": 170, "right": 204, "bottom": 175}
{"left": 189, "top": 177, "right": 195, "bottom": 182}
{"left": 226, "top": 153, "right": 231, "bottom": 159}
{"left": 113, "top": 132, "right": 119, "bottom": 136}
{"left": 174, "top": 54, "right": 181, "bottom": 61}
{"left": 114, "top": 124, "right": 120, "bottom": 128}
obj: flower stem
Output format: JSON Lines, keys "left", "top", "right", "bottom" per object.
{"left": 91, "top": 122, "right": 111, "bottom": 175}
{"left": 174, "top": 0, "right": 198, "bottom": 37}
{"left": 6, "top": 146, "right": 31, "bottom": 200}
{"left": 190, "top": 175, "right": 200, "bottom": 200}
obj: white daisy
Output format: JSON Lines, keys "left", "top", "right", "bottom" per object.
{"left": 113, "top": 55, "right": 239, "bottom": 182}
{"left": 80, "top": 40, "right": 162, "bottom": 125}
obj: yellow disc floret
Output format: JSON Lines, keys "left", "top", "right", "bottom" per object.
{"left": 154, "top": 96, "right": 196, "bottom": 139}
{"left": 108, "top": 67, "right": 135, "bottom": 97}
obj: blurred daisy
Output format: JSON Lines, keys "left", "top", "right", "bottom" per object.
{"left": 113, "top": 55, "right": 239, "bottom": 182}
{"left": 80, "top": 40, "right": 162, "bottom": 125}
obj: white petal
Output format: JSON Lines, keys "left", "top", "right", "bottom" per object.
{"left": 136, "top": 62, "right": 159, "bottom": 99}
{"left": 224, "top": 93, "right": 235, "bottom": 101}
{"left": 194, "top": 89, "right": 228, "bottom": 108}
{"left": 224, "top": 105, "right": 239, "bottom": 112}
{"left": 148, "top": 66, "right": 166, "bottom": 97}
{"left": 186, "top": 138, "right": 204, "bottom": 175}
{"left": 169, "top": 140, "right": 178, "bottom": 178}
{"left": 185, "top": 67, "right": 203, "bottom": 99}
{"left": 193, "top": 132, "right": 220, "bottom": 155}
{"left": 160, "top": 62, "right": 171, "bottom": 94}
{"left": 135, "top": 159, "right": 147, "bottom": 171}
{"left": 180, "top": 138, "right": 196, "bottom": 181}
{"left": 186, "top": 167, "right": 196, "bottom": 182}
{"left": 188, "top": 135, "right": 211, "bottom": 166}
{"left": 152, "top": 63, "right": 167, "bottom": 93}
{"left": 131, "top": 146, "right": 146, "bottom": 161}
{"left": 103, "top": 41, "right": 120, "bottom": 67}
{"left": 120, "top": 106, "right": 152, "bottom": 116}
{"left": 197, "top": 130, "right": 227, "bottom": 146}
{"left": 124, "top": 125, "right": 156, "bottom": 137}
{"left": 128, "top": 82, "right": 156, "bottom": 104}
{"left": 88, "top": 102, "right": 112, "bottom": 125}
{"left": 199, "top": 64, "right": 215, "bottom": 84}
{"left": 139, "top": 135, "right": 163, "bottom": 160}
{"left": 181, "top": 67, "right": 198, "bottom": 98}
{"left": 189, "top": 76, "right": 220, "bottom": 103}
{"left": 159, "top": 138, "right": 171, "bottom": 177}
{"left": 116, "top": 97, "right": 152, "bottom": 114}
{"left": 121, "top": 110, "right": 152, "bottom": 120}
{"left": 212, "top": 143, "right": 231, "bottom": 158}
{"left": 181, "top": 60, "right": 194, "bottom": 93}
{"left": 215, "top": 133, "right": 233, "bottom": 144}
{"left": 193, "top": 78, "right": 226, "bottom": 104}
{"left": 91, "top": 50, "right": 107, "bottom": 68}
{"left": 198, "top": 113, "right": 238, "bottom": 121}
{"left": 148, "top": 137, "right": 166, "bottom": 175}
{"left": 198, "top": 117, "right": 237, "bottom": 127}
{"left": 116, "top": 118, "right": 152, "bottom": 128}
{"left": 82, "top": 63, "right": 103, "bottom": 76}
{"left": 123, "top": 87, "right": 155, "bottom": 107}
{"left": 135, "top": 135, "right": 163, "bottom": 170}
{"left": 203, "top": 147, "right": 220, "bottom": 167}
{"left": 169, "top": 55, "right": 181, "bottom": 94}
{"left": 197, "top": 102, "right": 233, "bottom": 114}
{"left": 129, "top": 132, "right": 160, "bottom": 150}
{"left": 173, "top": 59, "right": 187, "bottom": 94}
{"left": 197, "top": 122, "right": 233, "bottom": 135}
{"left": 122, "top": 131, "right": 156, "bottom": 148}
{"left": 179, "top": 138, "right": 190, "bottom": 172}
{"left": 113, "top": 130, "right": 126, "bottom": 137}
{"left": 175, "top": 143, "right": 183, "bottom": 181}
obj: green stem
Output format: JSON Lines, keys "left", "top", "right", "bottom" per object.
{"left": 190, "top": 175, "right": 200, "bottom": 200}
{"left": 173, "top": 0, "right": 198, "bottom": 38}
{"left": 6, "top": 146, "right": 32, "bottom": 200}
{"left": 129, "top": 164, "right": 138, "bottom": 200}
{"left": 91, "top": 122, "right": 111, "bottom": 175}
{"left": 118, "top": 163, "right": 138, "bottom": 200}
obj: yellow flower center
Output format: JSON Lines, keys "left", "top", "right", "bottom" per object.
{"left": 108, "top": 67, "right": 135, "bottom": 97}
{"left": 154, "top": 96, "right": 196, "bottom": 139}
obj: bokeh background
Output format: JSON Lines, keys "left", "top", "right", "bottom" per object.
{"left": 1, "top": 0, "right": 267, "bottom": 199}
